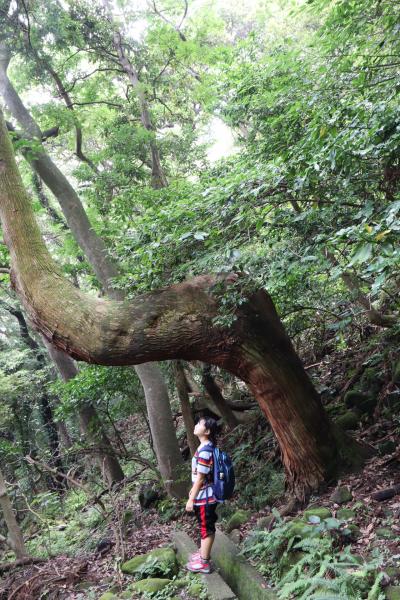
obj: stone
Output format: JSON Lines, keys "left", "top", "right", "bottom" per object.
{"left": 229, "top": 528, "right": 241, "bottom": 544}
{"left": 336, "top": 411, "right": 359, "bottom": 430}
{"left": 331, "top": 486, "right": 352, "bottom": 504}
{"left": 337, "top": 508, "right": 355, "bottom": 520}
{"left": 303, "top": 507, "right": 332, "bottom": 521}
{"left": 344, "top": 390, "right": 368, "bottom": 408}
{"left": 376, "top": 527, "right": 396, "bottom": 540}
{"left": 132, "top": 578, "right": 171, "bottom": 594}
{"left": 226, "top": 510, "right": 250, "bottom": 533}
{"left": 138, "top": 484, "right": 161, "bottom": 509}
{"left": 287, "top": 520, "right": 313, "bottom": 540}
{"left": 378, "top": 440, "right": 397, "bottom": 456}
{"left": 256, "top": 515, "right": 274, "bottom": 529}
{"left": 345, "top": 524, "right": 361, "bottom": 539}
{"left": 121, "top": 547, "right": 177, "bottom": 576}
{"left": 386, "top": 586, "right": 400, "bottom": 600}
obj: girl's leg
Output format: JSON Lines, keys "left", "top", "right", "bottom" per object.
{"left": 200, "top": 533, "right": 215, "bottom": 560}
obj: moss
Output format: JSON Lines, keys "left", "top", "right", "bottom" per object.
{"left": 188, "top": 582, "right": 204, "bottom": 597}
{"left": 337, "top": 508, "right": 355, "bottom": 520}
{"left": 376, "top": 527, "right": 396, "bottom": 540}
{"left": 256, "top": 515, "right": 274, "bottom": 529}
{"left": 330, "top": 486, "right": 352, "bottom": 504}
{"left": 344, "top": 390, "right": 368, "bottom": 408}
{"left": 287, "top": 520, "right": 313, "bottom": 540}
{"left": 385, "top": 586, "right": 400, "bottom": 600}
{"left": 303, "top": 507, "right": 332, "bottom": 521}
{"left": 132, "top": 578, "right": 172, "bottom": 594}
{"left": 346, "top": 524, "right": 361, "bottom": 539}
{"left": 226, "top": 510, "right": 250, "bottom": 533}
{"left": 335, "top": 411, "right": 359, "bottom": 430}
{"left": 99, "top": 594, "right": 117, "bottom": 600}
{"left": 378, "top": 440, "right": 397, "bottom": 456}
{"left": 121, "top": 547, "right": 177, "bottom": 576}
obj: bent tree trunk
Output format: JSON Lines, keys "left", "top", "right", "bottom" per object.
{"left": 174, "top": 361, "right": 198, "bottom": 456}
{"left": 44, "top": 342, "right": 125, "bottom": 487}
{"left": 0, "top": 110, "right": 359, "bottom": 500}
{"left": 0, "top": 467, "right": 28, "bottom": 559}
{"left": 0, "top": 47, "right": 186, "bottom": 498}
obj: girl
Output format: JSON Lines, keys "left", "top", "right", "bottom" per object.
{"left": 185, "top": 416, "right": 220, "bottom": 574}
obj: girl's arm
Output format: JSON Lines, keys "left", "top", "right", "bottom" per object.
{"left": 186, "top": 472, "right": 206, "bottom": 511}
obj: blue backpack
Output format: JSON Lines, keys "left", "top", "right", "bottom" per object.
{"left": 202, "top": 444, "right": 235, "bottom": 502}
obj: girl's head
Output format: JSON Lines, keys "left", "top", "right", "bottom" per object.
{"left": 194, "top": 416, "right": 218, "bottom": 445}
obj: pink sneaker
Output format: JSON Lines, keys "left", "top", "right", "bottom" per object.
{"left": 186, "top": 556, "right": 212, "bottom": 574}
{"left": 190, "top": 551, "right": 201, "bottom": 561}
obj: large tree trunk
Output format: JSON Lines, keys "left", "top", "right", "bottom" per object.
{"left": 0, "top": 467, "right": 28, "bottom": 559}
{"left": 0, "top": 108, "right": 367, "bottom": 499}
{"left": 0, "top": 47, "right": 186, "bottom": 498}
{"left": 174, "top": 361, "right": 198, "bottom": 456}
{"left": 44, "top": 342, "right": 125, "bottom": 487}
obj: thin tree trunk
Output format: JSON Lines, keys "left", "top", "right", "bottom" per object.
{"left": 0, "top": 48, "right": 186, "bottom": 498}
{"left": 44, "top": 342, "right": 125, "bottom": 487}
{"left": 201, "top": 365, "right": 238, "bottom": 429}
{"left": 0, "top": 467, "right": 28, "bottom": 559}
{"left": 174, "top": 361, "right": 198, "bottom": 456}
{"left": 0, "top": 110, "right": 374, "bottom": 498}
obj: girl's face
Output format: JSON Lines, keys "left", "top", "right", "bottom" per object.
{"left": 194, "top": 419, "right": 209, "bottom": 437}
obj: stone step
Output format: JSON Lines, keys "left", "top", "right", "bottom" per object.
{"left": 172, "top": 531, "right": 237, "bottom": 600}
{"left": 211, "top": 529, "right": 277, "bottom": 600}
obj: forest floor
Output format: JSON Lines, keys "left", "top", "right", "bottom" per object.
{"left": 1, "top": 330, "right": 399, "bottom": 599}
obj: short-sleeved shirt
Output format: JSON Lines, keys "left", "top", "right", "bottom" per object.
{"left": 191, "top": 443, "right": 217, "bottom": 505}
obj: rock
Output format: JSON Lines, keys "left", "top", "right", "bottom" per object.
{"left": 303, "top": 507, "right": 332, "bottom": 521}
{"left": 344, "top": 390, "right": 368, "bottom": 408}
{"left": 138, "top": 484, "right": 161, "bottom": 509}
{"left": 99, "top": 594, "right": 117, "bottom": 600}
{"left": 286, "top": 520, "right": 313, "bottom": 540}
{"left": 228, "top": 528, "right": 241, "bottom": 544}
{"left": 256, "top": 515, "right": 274, "bottom": 529}
{"left": 336, "top": 411, "right": 359, "bottom": 430}
{"left": 132, "top": 578, "right": 171, "bottom": 594}
{"left": 357, "top": 396, "right": 378, "bottom": 416}
{"left": 225, "top": 510, "right": 250, "bottom": 533}
{"left": 376, "top": 527, "right": 396, "bottom": 540}
{"left": 386, "top": 586, "right": 400, "bottom": 600}
{"left": 379, "top": 440, "right": 397, "bottom": 456}
{"left": 331, "top": 486, "right": 352, "bottom": 504}
{"left": 386, "top": 567, "right": 400, "bottom": 581}
{"left": 121, "top": 547, "right": 177, "bottom": 576}
{"left": 279, "top": 551, "right": 306, "bottom": 576}
{"left": 337, "top": 508, "right": 355, "bottom": 520}
{"left": 345, "top": 524, "right": 361, "bottom": 540}
{"left": 188, "top": 582, "right": 204, "bottom": 597}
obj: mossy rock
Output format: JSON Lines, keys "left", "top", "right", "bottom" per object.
{"left": 335, "top": 411, "right": 359, "bottom": 430}
{"left": 119, "top": 593, "right": 132, "bottom": 599}
{"left": 279, "top": 551, "right": 306, "bottom": 576}
{"left": 188, "top": 582, "right": 204, "bottom": 597}
{"left": 228, "top": 528, "right": 241, "bottom": 544}
{"left": 286, "top": 520, "right": 313, "bottom": 540}
{"left": 331, "top": 486, "right": 352, "bottom": 504}
{"left": 379, "top": 440, "right": 397, "bottom": 456}
{"left": 256, "top": 515, "right": 274, "bottom": 529}
{"left": 99, "top": 594, "right": 117, "bottom": 600}
{"left": 344, "top": 390, "right": 368, "bottom": 408}
{"left": 386, "top": 567, "right": 400, "bottom": 581}
{"left": 337, "top": 508, "right": 355, "bottom": 520}
{"left": 393, "top": 361, "right": 400, "bottom": 384}
{"left": 225, "top": 510, "right": 250, "bottom": 533}
{"left": 303, "top": 507, "right": 332, "bottom": 521}
{"left": 345, "top": 523, "right": 361, "bottom": 540}
{"left": 386, "top": 392, "right": 400, "bottom": 414}
{"left": 386, "top": 586, "right": 400, "bottom": 600}
{"left": 132, "top": 578, "right": 171, "bottom": 594}
{"left": 376, "top": 527, "right": 396, "bottom": 540}
{"left": 121, "top": 547, "right": 177, "bottom": 576}
{"left": 357, "top": 396, "right": 378, "bottom": 416}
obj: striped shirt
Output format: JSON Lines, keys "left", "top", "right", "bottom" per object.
{"left": 191, "top": 443, "right": 217, "bottom": 505}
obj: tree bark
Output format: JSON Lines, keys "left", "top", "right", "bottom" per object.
{"left": 0, "top": 109, "right": 369, "bottom": 499}
{"left": 0, "top": 467, "right": 28, "bottom": 559}
{"left": 174, "top": 361, "right": 198, "bottom": 456}
{"left": 44, "top": 342, "right": 125, "bottom": 487}
{"left": 0, "top": 48, "right": 186, "bottom": 498}
{"left": 201, "top": 365, "right": 239, "bottom": 429}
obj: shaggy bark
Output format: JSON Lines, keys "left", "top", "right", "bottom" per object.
{"left": 0, "top": 467, "right": 28, "bottom": 559}
{"left": 0, "top": 48, "right": 186, "bottom": 498}
{"left": 0, "top": 109, "right": 366, "bottom": 498}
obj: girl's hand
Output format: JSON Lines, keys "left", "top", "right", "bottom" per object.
{"left": 186, "top": 499, "right": 194, "bottom": 512}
